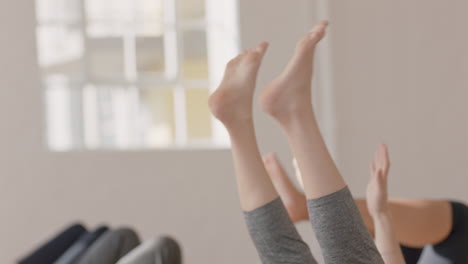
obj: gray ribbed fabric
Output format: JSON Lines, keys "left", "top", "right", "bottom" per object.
{"left": 307, "top": 187, "right": 384, "bottom": 264}
{"left": 76, "top": 228, "right": 140, "bottom": 264}
{"left": 244, "top": 198, "right": 317, "bottom": 264}
{"left": 53, "top": 226, "right": 109, "bottom": 264}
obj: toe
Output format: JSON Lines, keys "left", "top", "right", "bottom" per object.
{"left": 244, "top": 42, "right": 269, "bottom": 63}
{"left": 297, "top": 20, "right": 328, "bottom": 49}
{"left": 310, "top": 20, "right": 329, "bottom": 31}
{"left": 308, "top": 20, "right": 328, "bottom": 41}
{"left": 309, "top": 20, "right": 329, "bottom": 34}
{"left": 255, "top": 42, "right": 269, "bottom": 56}
{"left": 245, "top": 50, "right": 263, "bottom": 65}
{"left": 226, "top": 54, "right": 243, "bottom": 69}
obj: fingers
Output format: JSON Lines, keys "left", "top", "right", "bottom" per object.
{"left": 377, "top": 144, "right": 390, "bottom": 177}
{"left": 369, "top": 162, "right": 376, "bottom": 176}
{"left": 376, "top": 169, "right": 386, "bottom": 186}
{"left": 378, "top": 144, "right": 385, "bottom": 168}
{"left": 370, "top": 144, "right": 391, "bottom": 189}
{"left": 370, "top": 163, "right": 385, "bottom": 185}
{"left": 373, "top": 144, "right": 391, "bottom": 177}
{"left": 373, "top": 146, "right": 380, "bottom": 169}
{"left": 382, "top": 144, "right": 390, "bottom": 173}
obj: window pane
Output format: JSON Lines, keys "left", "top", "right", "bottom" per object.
{"left": 136, "top": 36, "right": 165, "bottom": 77}
{"left": 88, "top": 21, "right": 164, "bottom": 38}
{"left": 88, "top": 37, "right": 124, "bottom": 79}
{"left": 86, "top": 0, "right": 164, "bottom": 37}
{"left": 45, "top": 76, "right": 83, "bottom": 151}
{"left": 36, "top": 0, "right": 81, "bottom": 22}
{"left": 140, "top": 88, "right": 176, "bottom": 147}
{"left": 87, "top": 85, "right": 119, "bottom": 148}
{"left": 87, "top": 22, "right": 126, "bottom": 37}
{"left": 82, "top": 85, "right": 144, "bottom": 149}
{"left": 85, "top": 0, "right": 133, "bottom": 23}
{"left": 135, "top": 0, "right": 164, "bottom": 24}
{"left": 37, "top": 0, "right": 233, "bottom": 150}
{"left": 182, "top": 30, "right": 209, "bottom": 79}
{"left": 37, "top": 25, "right": 83, "bottom": 76}
{"left": 185, "top": 88, "right": 211, "bottom": 140}
{"left": 135, "top": 21, "right": 165, "bottom": 37}
{"left": 180, "top": 0, "right": 205, "bottom": 20}
{"left": 86, "top": 0, "right": 132, "bottom": 36}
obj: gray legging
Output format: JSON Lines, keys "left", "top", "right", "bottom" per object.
{"left": 244, "top": 187, "right": 384, "bottom": 264}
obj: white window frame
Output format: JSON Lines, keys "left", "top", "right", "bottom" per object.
{"left": 37, "top": 0, "right": 240, "bottom": 151}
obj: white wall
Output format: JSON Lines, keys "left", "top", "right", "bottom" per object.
{"left": 328, "top": 0, "right": 468, "bottom": 200}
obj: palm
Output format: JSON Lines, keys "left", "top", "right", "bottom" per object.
{"left": 366, "top": 144, "right": 390, "bottom": 216}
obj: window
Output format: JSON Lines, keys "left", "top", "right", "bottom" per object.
{"left": 36, "top": 0, "right": 239, "bottom": 151}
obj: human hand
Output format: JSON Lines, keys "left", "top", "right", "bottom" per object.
{"left": 366, "top": 144, "right": 391, "bottom": 217}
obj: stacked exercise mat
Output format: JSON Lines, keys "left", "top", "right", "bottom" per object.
{"left": 18, "top": 223, "right": 182, "bottom": 264}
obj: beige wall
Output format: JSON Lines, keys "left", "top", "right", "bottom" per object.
{"left": 328, "top": 0, "right": 468, "bottom": 200}
{"left": 1, "top": 0, "right": 467, "bottom": 263}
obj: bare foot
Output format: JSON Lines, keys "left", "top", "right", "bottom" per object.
{"left": 263, "top": 153, "right": 309, "bottom": 222}
{"left": 259, "top": 21, "right": 328, "bottom": 122}
{"left": 209, "top": 42, "right": 269, "bottom": 128}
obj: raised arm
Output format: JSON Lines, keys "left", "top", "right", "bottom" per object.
{"left": 366, "top": 144, "right": 405, "bottom": 264}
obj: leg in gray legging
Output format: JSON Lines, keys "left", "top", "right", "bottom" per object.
{"left": 308, "top": 187, "right": 383, "bottom": 264}
{"left": 258, "top": 19, "right": 384, "bottom": 264}
{"left": 245, "top": 198, "right": 317, "bottom": 264}
{"left": 207, "top": 39, "right": 313, "bottom": 263}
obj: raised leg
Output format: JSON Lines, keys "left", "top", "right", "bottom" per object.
{"left": 260, "top": 21, "right": 383, "bottom": 264}
{"left": 209, "top": 43, "right": 316, "bottom": 264}
{"left": 259, "top": 21, "right": 346, "bottom": 200}
{"left": 209, "top": 43, "right": 277, "bottom": 211}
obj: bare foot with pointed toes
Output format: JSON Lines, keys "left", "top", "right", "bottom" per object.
{"left": 259, "top": 21, "right": 328, "bottom": 123}
{"left": 209, "top": 42, "right": 269, "bottom": 129}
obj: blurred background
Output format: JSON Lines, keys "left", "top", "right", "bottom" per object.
{"left": 0, "top": 0, "right": 467, "bottom": 263}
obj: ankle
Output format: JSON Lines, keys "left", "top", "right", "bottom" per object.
{"left": 277, "top": 106, "right": 315, "bottom": 128}
{"left": 225, "top": 116, "right": 254, "bottom": 133}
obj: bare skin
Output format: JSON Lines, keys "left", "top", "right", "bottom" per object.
{"left": 208, "top": 42, "right": 278, "bottom": 212}
{"left": 263, "top": 153, "right": 308, "bottom": 222}
{"left": 210, "top": 21, "right": 385, "bottom": 263}
{"left": 259, "top": 20, "right": 347, "bottom": 200}
{"left": 367, "top": 144, "right": 405, "bottom": 264}
{"left": 209, "top": 20, "right": 346, "bottom": 210}
{"left": 263, "top": 146, "right": 453, "bottom": 248}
